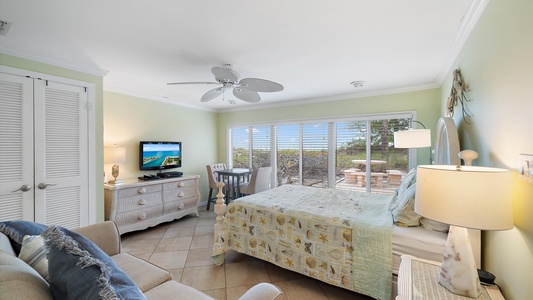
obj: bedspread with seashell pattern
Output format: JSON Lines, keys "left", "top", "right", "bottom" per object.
{"left": 212, "top": 185, "right": 394, "bottom": 300}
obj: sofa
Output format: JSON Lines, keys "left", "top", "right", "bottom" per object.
{"left": 0, "top": 220, "right": 283, "bottom": 300}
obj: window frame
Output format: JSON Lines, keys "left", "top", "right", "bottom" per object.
{"left": 227, "top": 111, "right": 419, "bottom": 192}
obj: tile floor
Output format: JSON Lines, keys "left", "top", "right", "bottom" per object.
{"left": 121, "top": 206, "right": 373, "bottom": 300}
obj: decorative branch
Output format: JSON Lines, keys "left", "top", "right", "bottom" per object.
{"left": 446, "top": 69, "right": 472, "bottom": 124}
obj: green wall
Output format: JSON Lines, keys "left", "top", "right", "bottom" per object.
{"left": 0, "top": 53, "right": 105, "bottom": 222}
{"left": 217, "top": 89, "right": 441, "bottom": 165}
{"left": 103, "top": 91, "right": 218, "bottom": 203}
{"left": 439, "top": 0, "right": 533, "bottom": 298}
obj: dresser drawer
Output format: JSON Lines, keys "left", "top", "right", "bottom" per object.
{"left": 162, "top": 186, "right": 197, "bottom": 202}
{"left": 163, "top": 197, "right": 199, "bottom": 214}
{"left": 117, "top": 192, "right": 162, "bottom": 212}
{"left": 114, "top": 205, "right": 164, "bottom": 226}
{"left": 118, "top": 185, "right": 162, "bottom": 198}
{"left": 162, "top": 179, "right": 196, "bottom": 190}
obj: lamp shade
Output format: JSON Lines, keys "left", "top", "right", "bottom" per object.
{"left": 104, "top": 146, "right": 126, "bottom": 164}
{"left": 394, "top": 129, "right": 431, "bottom": 148}
{"left": 415, "top": 165, "right": 513, "bottom": 230}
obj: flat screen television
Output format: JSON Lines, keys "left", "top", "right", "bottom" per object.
{"left": 139, "top": 141, "right": 182, "bottom": 171}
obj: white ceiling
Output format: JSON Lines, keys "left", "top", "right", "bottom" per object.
{"left": 0, "top": 0, "right": 485, "bottom": 111}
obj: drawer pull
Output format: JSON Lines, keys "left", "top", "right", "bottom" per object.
{"left": 138, "top": 212, "right": 146, "bottom": 220}
{"left": 178, "top": 182, "right": 185, "bottom": 187}
{"left": 138, "top": 187, "right": 147, "bottom": 194}
{"left": 138, "top": 199, "right": 146, "bottom": 205}
{"left": 178, "top": 192, "right": 185, "bottom": 197}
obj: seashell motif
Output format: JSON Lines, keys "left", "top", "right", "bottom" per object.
{"left": 277, "top": 215, "right": 286, "bottom": 225}
{"left": 249, "top": 238, "right": 258, "bottom": 248}
{"left": 342, "top": 229, "right": 352, "bottom": 242}
{"left": 250, "top": 215, "right": 254, "bottom": 223}
{"left": 266, "top": 231, "right": 277, "bottom": 241}
{"left": 306, "top": 257, "right": 317, "bottom": 268}
{"left": 288, "top": 217, "right": 296, "bottom": 226}
{"left": 329, "top": 249, "right": 343, "bottom": 260}
{"left": 319, "top": 262, "right": 328, "bottom": 269}
{"left": 341, "top": 275, "right": 350, "bottom": 286}
{"left": 306, "top": 230, "right": 314, "bottom": 239}
{"left": 294, "top": 236, "right": 302, "bottom": 247}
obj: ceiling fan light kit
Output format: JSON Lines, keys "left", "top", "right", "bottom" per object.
{"left": 168, "top": 64, "right": 284, "bottom": 104}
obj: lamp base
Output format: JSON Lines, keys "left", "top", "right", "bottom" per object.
{"left": 108, "top": 178, "right": 123, "bottom": 185}
{"left": 438, "top": 226, "right": 481, "bottom": 298}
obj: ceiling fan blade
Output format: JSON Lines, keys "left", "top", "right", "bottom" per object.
{"left": 201, "top": 87, "right": 224, "bottom": 102}
{"left": 233, "top": 88, "right": 261, "bottom": 103}
{"left": 211, "top": 66, "right": 239, "bottom": 83}
{"left": 167, "top": 81, "right": 220, "bottom": 85}
{"left": 239, "top": 78, "right": 284, "bottom": 92}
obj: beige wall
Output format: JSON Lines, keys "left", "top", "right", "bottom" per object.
{"left": 217, "top": 89, "right": 441, "bottom": 165}
{"left": 440, "top": 0, "right": 533, "bottom": 298}
{"left": 0, "top": 53, "right": 105, "bottom": 222}
{"left": 103, "top": 91, "right": 218, "bottom": 203}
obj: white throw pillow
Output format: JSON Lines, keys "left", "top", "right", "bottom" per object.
{"left": 420, "top": 217, "right": 450, "bottom": 232}
{"left": 18, "top": 235, "right": 49, "bottom": 282}
{"left": 391, "top": 183, "right": 421, "bottom": 227}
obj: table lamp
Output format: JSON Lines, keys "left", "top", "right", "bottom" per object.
{"left": 104, "top": 144, "right": 126, "bottom": 184}
{"left": 415, "top": 165, "right": 513, "bottom": 298}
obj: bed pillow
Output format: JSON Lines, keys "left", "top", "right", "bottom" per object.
{"left": 43, "top": 225, "right": 146, "bottom": 300}
{"left": 398, "top": 168, "right": 417, "bottom": 195}
{"left": 391, "top": 183, "right": 421, "bottom": 227}
{"left": 0, "top": 220, "right": 48, "bottom": 255}
{"left": 390, "top": 168, "right": 417, "bottom": 212}
{"left": 420, "top": 217, "right": 450, "bottom": 232}
{"left": 18, "top": 235, "right": 49, "bottom": 281}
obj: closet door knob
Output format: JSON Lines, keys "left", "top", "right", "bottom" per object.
{"left": 12, "top": 184, "right": 31, "bottom": 193}
{"left": 38, "top": 183, "right": 57, "bottom": 190}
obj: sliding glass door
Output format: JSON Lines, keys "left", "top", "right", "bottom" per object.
{"left": 228, "top": 113, "right": 414, "bottom": 194}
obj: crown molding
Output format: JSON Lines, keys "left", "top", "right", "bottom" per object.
{"left": 435, "top": 0, "right": 490, "bottom": 85}
{"left": 0, "top": 46, "right": 108, "bottom": 77}
{"left": 217, "top": 82, "right": 440, "bottom": 113}
{"left": 104, "top": 84, "right": 216, "bottom": 112}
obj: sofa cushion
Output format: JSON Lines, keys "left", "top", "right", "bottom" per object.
{"left": 144, "top": 280, "right": 215, "bottom": 300}
{"left": 0, "top": 220, "right": 48, "bottom": 255}
{"left": 0, "top": 249, "right": 53, "bottom": 300}
{"left": 43, "top": 225, "right": 146, "bottom": 300}
{"left": 18, "top": 235, "right": 49, "bottom": 281}
{"left": 112, "top": 252, "right": 172, "bottom": 292}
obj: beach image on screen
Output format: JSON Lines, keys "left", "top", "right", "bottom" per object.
{"left": 142, "top": 143, "right": 181, "bottom": 168}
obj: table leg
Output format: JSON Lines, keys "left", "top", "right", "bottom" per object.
{"left": 236, "top": 175, "right": 241, "bottom": 198}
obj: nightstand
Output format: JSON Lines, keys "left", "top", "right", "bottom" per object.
{"left": 397, "top": 255, "right": 504, "bottom": 300}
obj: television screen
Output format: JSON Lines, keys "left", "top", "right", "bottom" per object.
{"left": 139, "top": 141, "right": 181, "bottom": 171}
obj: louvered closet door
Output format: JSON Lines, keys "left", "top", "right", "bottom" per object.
{"left": 33, "top": 80, "right": 89, "bottom": 228}
{"left": 0, "top": 73, "right": 35, "bottom": 221}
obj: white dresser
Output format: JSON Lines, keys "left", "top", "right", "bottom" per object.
{"left": 104, "top": 175, "right": 200, "bottom": 234}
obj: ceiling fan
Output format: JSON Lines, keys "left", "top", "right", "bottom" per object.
{"left": 167, "top": 64, "right": 284, "bottom": 103}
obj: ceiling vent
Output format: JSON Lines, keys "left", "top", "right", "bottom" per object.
{"left": 0, "top": 20, "right": 13, "bottom": 36}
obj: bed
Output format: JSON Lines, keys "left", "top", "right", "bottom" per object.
{"left": 211, "top": 117, "right": 480, "bottom": 300}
